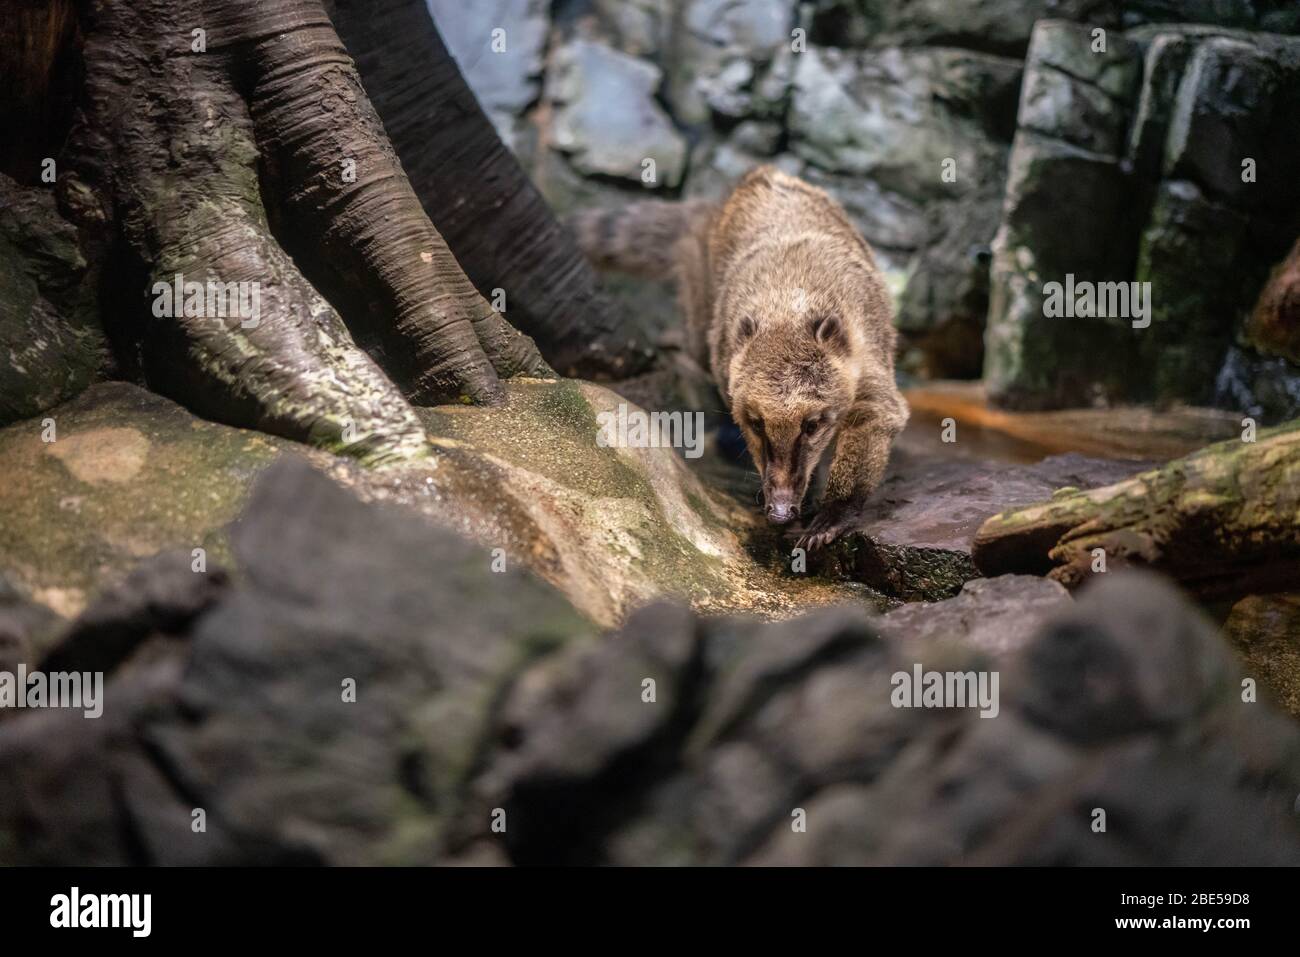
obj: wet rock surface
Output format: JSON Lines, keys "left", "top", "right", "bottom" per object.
{"left": 0, "top": 379, "right": 1228, "bottom": 632}
{"left": 3, "top": 465, "right": 1296, "bottom": 866}
{"left": 809, "top": 451, "right": 1149, "bottom": 600}
{"left": 903, "top": 380, "right": 1242, "bottom": 459}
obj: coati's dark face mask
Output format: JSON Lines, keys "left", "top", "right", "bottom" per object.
{"left": 737, "top": 402, "right": 838, "bottom": 524}
{"left": 730, "top": 311, "right": 851, "bottom": 524}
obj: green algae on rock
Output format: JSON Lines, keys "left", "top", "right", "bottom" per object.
{"left": 0, "top": 379, "right": 868, "bottom": 628}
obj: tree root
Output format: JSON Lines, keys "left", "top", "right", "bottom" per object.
{"left": 50, "top": 0, "right": 553, "bottom": 464}
{"left": 329, "top": 0, "right": 653, "bottom": 379}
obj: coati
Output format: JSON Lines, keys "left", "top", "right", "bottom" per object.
{"left": 573, "top": 165, "right": 908, "bottom": 548}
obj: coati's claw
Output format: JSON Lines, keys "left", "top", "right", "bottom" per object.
{"left": 793, "top": 502, "right": 864, "bottom": 550}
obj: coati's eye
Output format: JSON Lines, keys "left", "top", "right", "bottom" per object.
{"left": 802, "top": 417, "right": 820, "bottom": 437}
{"left": 748, "top": 415, "right": 765, "bottom": 436}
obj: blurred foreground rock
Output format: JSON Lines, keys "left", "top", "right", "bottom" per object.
{"left": 875, "top": 574, "right": 1070, "bottom": 656}
{"left": 1, "top": 462, "right": 1297, "bottom": 865}
{"left": 0, "top": 460, "right": 596, "bottom": 865}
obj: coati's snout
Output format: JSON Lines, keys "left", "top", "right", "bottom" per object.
{"left": 765, "top": 487, "right": 799, "bottom": 524}
{"left": 757, "top": 428, "right": 808, "bottom": 524}
{"left": 760, "top": 457, "right": 801, "bottom": 523}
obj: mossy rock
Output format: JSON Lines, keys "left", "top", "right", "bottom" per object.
{"left": 0, "top": 379, "right": 867, "bottom": 628}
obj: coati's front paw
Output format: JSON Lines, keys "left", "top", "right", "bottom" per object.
{"left": 793, "top": 500, "right": 865, "bottom": 550}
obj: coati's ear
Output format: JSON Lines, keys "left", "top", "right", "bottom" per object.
{"left": 809, "top": 312, "right": 848, "bottom": 351}
{"left": 737, "top": 315, "right": 758, "bottom": 343}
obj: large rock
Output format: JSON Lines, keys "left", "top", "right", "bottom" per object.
{"left": 1134, "top": 178, "right": 1252, "bottom": 403}
{"left": 788, "top": 44, "right": 1021, "bottom": 373}
{"left": 876, "top": 574, "right": 1071, "bottom": 655}
{"left": 1124, "top": 31, "right": 1198, "bottom": 183}
{"left": 1124, "top": 0, "right": 1300, "bottom": 35}
{"left": 804, "top": 0, "right": 1300, "bottom": 52}
{"left": 894, "top": 186, "right": 1002, "bottom": 378}
{"left": 983, "top": 21, "right": 1146, "bottom": 409}
{"left": 984, "top": 21, "right": 1300, "bottom": 410}
{"left": 0, "top": 380, "right": 872, "bottom": 628}
{"left": 1017, "top": 22, "right": 1142, "bottom": 155}
{"left": 809, "top": 0, "right": 1120, "bottom": 56}
{"left": 1163, "top": 35, "right": 1293, "bottom": 205}
{"left": 798, "top": 165, "right": 930, "bottom": 255}
{"left": 665, "top": 0, "right": 794, "bottom": 126}
{"left": 1131, "top": 34, "right": 1300, "bottom": 403}
{"left": 789, "top": 45, "right": 1020, "bottom": 203}
{"left": 0, "top": 383, "right": 284, "bottom": 620}
{"left": 0, "top": 460, "right": 598, "bottom": 864}
{"left": 593, "top": 0, "right": 675, "bottom": 59}
{"left": 547, "top": 39, "right": 688, "bottom": 188}
{"left": 809, "top": 451, "right": 1148, "bottom": 600}
{"left": 984, "top": 132, "right": 1143, "bottom": 409}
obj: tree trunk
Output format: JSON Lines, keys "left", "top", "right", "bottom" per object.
{"left": 327, "top": 0, "right": 650, "bottom": 379}
{"left": 3, "top": 0, "right": 554, "bottom": 464}
{"left": 972, "top": 421, "right": 1300, "bottom": 601}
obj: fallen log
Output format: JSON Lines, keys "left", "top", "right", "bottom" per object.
{"left": 972, "top": 421, "right": 1300, "bottom": 601}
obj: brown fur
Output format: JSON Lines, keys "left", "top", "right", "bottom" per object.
{"left": 568, "top": 197, "right": 717, "bottom": 280}
{"left": 573, "top": 166, "right": 908, "bottom": 546}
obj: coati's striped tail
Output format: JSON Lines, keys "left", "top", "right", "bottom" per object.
{"left": 567, "top": 198, "right": 717, "bottom": 280}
